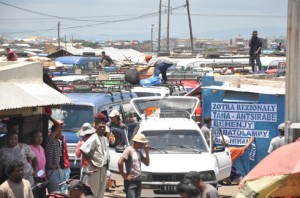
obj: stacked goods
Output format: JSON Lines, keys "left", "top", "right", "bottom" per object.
{"left": 125, "top": 69, "right": 140, "bottom": 85}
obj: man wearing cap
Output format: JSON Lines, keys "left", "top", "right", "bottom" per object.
{"left": 80, "top": 115, "right": 109, "bottom": 198}
{"left": 140, "top": 55, "right": 174, "bottom": 83}
{"left": 249, "top": 30, "right": 262, "bottom": 73}
{"left": 184, "top": 171, "right": 220, "bottom": 198}
{"left": 118, "top": 133, "right": 150, "bottom": 198}
{"left": 108, "top": 110, "right": 124, "bottom": 147}
{"left": 268, "top": 123, "right": 286, "bottom": 153}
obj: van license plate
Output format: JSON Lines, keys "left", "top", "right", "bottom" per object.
{"left": 160, "top": 185, "right": 176, "bottom": 191}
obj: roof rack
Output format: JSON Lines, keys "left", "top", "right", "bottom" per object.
{"left": 168, "top": 70, "right": 205, "bottom": 81}
{"left": 53, "top": 78, "right": 133, "bottom": 96}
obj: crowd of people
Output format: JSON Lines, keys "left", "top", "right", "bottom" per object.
{"left": 0, "top": 109, "right": 149, "bottom": 198}
{"left": 0, "top": 108, "right": 291, "bottom": 198}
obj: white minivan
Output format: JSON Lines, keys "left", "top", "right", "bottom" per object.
{"left": 109, "top": 96, "right": 231, "bottom": 195}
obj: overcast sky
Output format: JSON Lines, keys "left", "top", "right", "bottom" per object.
{"left": 0, "top": 0, "right": 288, "bottom": 41}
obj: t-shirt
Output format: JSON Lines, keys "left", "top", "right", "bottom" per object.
{"left": 147, "top": 57, "right": 174, "bottom": 67}
{"left": 75, "top": 140, "right": 89, "bottom": 167}
{"left": 200, "top": 125, "right": 210, "bottom": 144}
{"left": 0, "top": 143, "right": 36, "bottom": 177}
{"left": 29, "top": 145, "right": 46, "bottom": 178}
{"left": 45, "top": 135, "right": 61, "bottom": 169}
{"left": 122, "top": 146, "right": 145, "bottom": 180}
{"left": 7, "top": 51, "right": 18, "bottom": 61}
{"left": 80, "top": 133, "right": 109, "bottom": 168}
{"left": 268, "top": 135, "right": 285, "bottom": 153}
{"left": 0, "top": 179, "right": 33, "bottom": 198}
{"left": 229, "top": 147, "right": 245, "bottom": 163}
{"left": 202, "top": 184, "right": 220, "bottom": 198}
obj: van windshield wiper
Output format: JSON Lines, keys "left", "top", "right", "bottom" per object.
{"left": 149, "top": 146, "right": 168, "bottom": 153}
{"left": 168, "top": 144, "right": 202, "bottom": 153}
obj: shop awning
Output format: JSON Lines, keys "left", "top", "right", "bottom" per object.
{"left": 0, "top": 83, "right": 71, "bottom": 110}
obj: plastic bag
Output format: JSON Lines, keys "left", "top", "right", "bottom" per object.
{"left": 140, "top": 76, "right": 161, "bottom": 87}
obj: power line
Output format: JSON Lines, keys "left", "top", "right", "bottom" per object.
{"left": 172, "top": 12, "right": 286, "bottom": 18}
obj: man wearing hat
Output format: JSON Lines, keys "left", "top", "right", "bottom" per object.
{"left": 108, "top": 110, "right": 124, "bottom": 147}
{"left": 268, "top": 123, "right": 286, "bottom": 153}
{"left": 184, "top": 171, "right": 220, "bottom": 198}
{"left": 118, "top": 133, "right": 150, "bottom": 198}
{"left": 76, "top": 123, "right": 95, "bottom": 184}
{"left": 248, "top": 30, "right": 262, "bottom": 73}
{"left": 80, "top": 114, "right": 109, "bottom": 198}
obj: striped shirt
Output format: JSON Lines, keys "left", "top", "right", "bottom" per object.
{"left": 45, "top": 135, "right": 62, "bottom": 169}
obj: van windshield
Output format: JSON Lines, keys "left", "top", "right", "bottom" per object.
{"left": 52, "top": 105, "right": 94, "bottom": 131}
{"left": 141, "top": 130, "right": 208, "bottom": 153}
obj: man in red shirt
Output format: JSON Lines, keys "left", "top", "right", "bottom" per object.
{"left": 6, "top": 48, "right": 18, "bottom": 61}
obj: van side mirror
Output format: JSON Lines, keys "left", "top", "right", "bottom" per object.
{"left": 115, "top": 145, "right": 126, "bottom": 153}
{"left": 213, "top": 146, "right": 225, "bottom": 153}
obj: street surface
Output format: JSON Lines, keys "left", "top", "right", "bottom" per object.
{"left": 104, "top": 179, "right": 239, "bottom": 198}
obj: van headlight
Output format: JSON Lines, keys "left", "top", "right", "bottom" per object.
{"left": 141, "top": 172, "right": 153, "bottom": 181}
{"left": 200, "top": 171, "right": 216, "bottom": 181}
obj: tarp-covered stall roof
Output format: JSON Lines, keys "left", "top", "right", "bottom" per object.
{"left": 0, "top": 62, "right": 71, "bottom": 111}
{"left": 0, "top": 83, "right": 71, "bottom": 111}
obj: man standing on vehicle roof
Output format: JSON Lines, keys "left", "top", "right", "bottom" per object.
{"left": 5, "top": 48, "right": 18, "bottom": 61}
{"left": 118, "top": 133, "right": 150, "bottom": 198}
{"left": 80, "top": 114, "right": 109, "bottom": 198}
{"left": 100, "top": 51, "right": 115, "bottom": 68}
{"left": 141, "top": 55, "right": 174, "bottom": 83}
{"left": 249, "top": 30, "right": 262, "bottom": 73}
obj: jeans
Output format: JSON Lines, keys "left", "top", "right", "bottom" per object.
{"left": 249, "top": 54, "right": 262, "bottom": 72}
{"left": 46, "top": 169, "right": 63, "bottom": 193}
{"left": 124, "top": 180, "right": 142, "bottom": 198}
{"left": 154, "top": 63, "right": 173, "bottom": 82}
{"left": 61, "top": 168, "right": 70, "bottom": 192}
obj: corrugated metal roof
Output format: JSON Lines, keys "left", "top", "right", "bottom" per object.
{"left": 0, "top": 83, "right": 71, "bottom": 110}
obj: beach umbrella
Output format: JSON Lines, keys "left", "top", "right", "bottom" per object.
{"left": 237, "top": 141, "right": 300, "bottom": 198}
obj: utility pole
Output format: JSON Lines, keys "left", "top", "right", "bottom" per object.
{"left": 151, "top": 24, "right": 154, "bottom": 52}
{"left": 285, "top": 0, "right": 300, "bottom": 142}
{"left": 167, "top": 0, "right": 170, "bottom": 52}
{"left": 186, "top": 0, "right": 194, "bottom": 55}
{"left": 57, "top": 22, "right": 61, "bottom": 51}
{"left": 64, "top": 35, "right": 67, "bottom": 50}
{"left": 158, "top": 0, "right": 162, "bottom": 52}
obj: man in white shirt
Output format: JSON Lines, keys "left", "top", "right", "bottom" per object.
{"left": 0, "top": 160, "right": 33, "bottom": 198}
{"left": 80, "top": 116, "right": 109, "bottom": 198}
{"left": 268, "top": 123, "right": 286, "bottom": 153}
{"left": 141, "top": 55, "right": 174, "bottom": 83}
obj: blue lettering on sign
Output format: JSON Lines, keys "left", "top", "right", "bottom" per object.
{"left": 211, "top": 102, "right": 277, "bottom": 146}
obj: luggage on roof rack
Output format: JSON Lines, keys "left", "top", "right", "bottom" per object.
{"left": 168, "top": 70, "right": 205, "bottom": 81}
{"left": 53, "top": 78, "right": 132, "bottom": 93}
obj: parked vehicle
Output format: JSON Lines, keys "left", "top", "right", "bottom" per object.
{"left": 56, "top": 56, "right": 101, "bottom": 70}
{"left": 112, "top": 96, "right": 231, "bottom": 195}
{"left": 265, "top": 60, "right": 286, "bottom": 76}
{"left": 51, "top": 82, "right": 138, "bottom": 175}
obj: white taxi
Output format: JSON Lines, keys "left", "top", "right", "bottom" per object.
{"left": 128, "top": 96, "right": 231, "bottom": 195}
